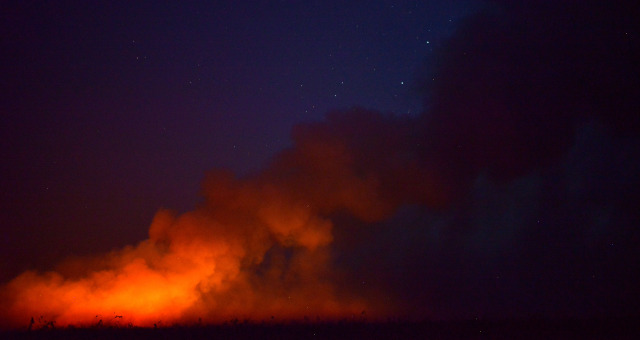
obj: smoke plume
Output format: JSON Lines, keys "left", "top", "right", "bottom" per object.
{"left": 0, "top": 108, "right": 442, "bottom": 328}
{"left": 2, "top": 0, "right": 639, "bottom": 328}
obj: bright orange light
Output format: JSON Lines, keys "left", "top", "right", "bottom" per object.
{"left": 1, "top": 114, "right": 432, "bottom": 329}
{"left": 1, "top": 201, "right": 374, "bottom": 329}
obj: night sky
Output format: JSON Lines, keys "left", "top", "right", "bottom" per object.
{"left": 1, "top": 0, "right": 639, "bottom": 324}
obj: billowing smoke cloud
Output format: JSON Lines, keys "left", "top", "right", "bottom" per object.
{"left": 0, "top": 108, "right": 444, "bottom": 328}
{"left": 382, "top": 0, "right": 640, "bottom": 318}
{"left": 419, "top": 0, "right": 639, "bottom": 190}
{"left": 2, "top": 0, "right": 639, "bottom": 328}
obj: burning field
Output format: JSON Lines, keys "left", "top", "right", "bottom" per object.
{"left": 0, "top": 110, "right": 440, "bottom": 328}
{"left": 1, "top": 0, "right": 639, "bottom": 335}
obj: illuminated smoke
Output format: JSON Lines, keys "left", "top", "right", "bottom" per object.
{"left": 0, "top": 109, "right": 438, "bottom": 328}
{"left": 3, "top": 0, "right": 639, "bottom": 328}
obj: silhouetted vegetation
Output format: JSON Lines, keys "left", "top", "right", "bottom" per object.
{"left": 2, "top": 317, "right": 639, "bottom": 339}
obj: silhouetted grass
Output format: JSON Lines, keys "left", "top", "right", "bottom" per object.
{"left": 2, "top": 317, "right": 639, "bottom": 339}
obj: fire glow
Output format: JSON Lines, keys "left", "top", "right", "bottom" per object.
{"left": 2, "top": 209, "right": 362, "bottom": 327}
{"left": 1, "top": 110, "right": 440, "bottom": 329}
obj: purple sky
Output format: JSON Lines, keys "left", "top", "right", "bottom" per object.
{"left": 1, "top": 0, "right": 639, "bottom": 319}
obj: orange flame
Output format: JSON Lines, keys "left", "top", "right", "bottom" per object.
{"left": 1, "top": 110, "right": 438, "bottom": 329}
{"left": 1, "top": 202, "right": 370, "bottom": 328}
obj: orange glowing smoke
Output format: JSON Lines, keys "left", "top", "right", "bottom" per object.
{"left": 1, "top": 110, "right": 442, "bottom": 328}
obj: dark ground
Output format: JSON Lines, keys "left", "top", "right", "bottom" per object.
{"left": 2, "top": 318, "right": 639, "bottom": 339}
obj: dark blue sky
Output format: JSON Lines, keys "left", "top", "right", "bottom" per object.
{"left": 2, "top": 1, "right": 639, "bottom": 320}
{"left": 1, "top": 0, "right": 480, "bottom": 269}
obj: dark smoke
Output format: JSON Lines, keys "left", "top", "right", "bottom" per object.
{"left": 2, "top": 1, "right": 639, "bottom": 327}
{"left": 341, "top": 0, "right": 640, "bottom": 318}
